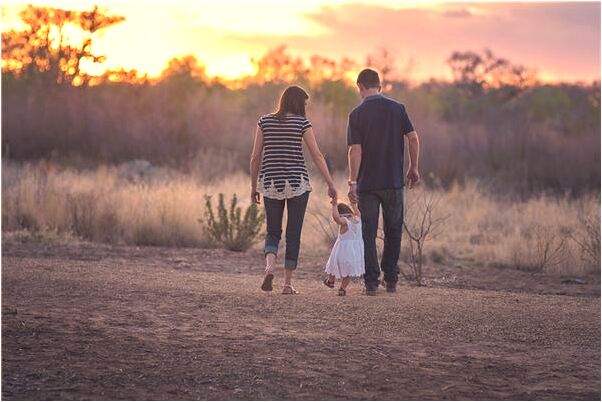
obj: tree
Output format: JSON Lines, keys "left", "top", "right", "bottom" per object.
{"left": 366, "top": 47, "right": 412, "bottom": 92}
{"left": 250, "top": 45, "right": 308, "bottom": 85}
{"left": 159, "top": 55, "right": 207, "bottom": 90}
{"left": 366, "top": 48, "right": 396, "bottom": 92}
{"left": 1, "top": 5, "right": 125, "bottom": 86}
{"left": 161, "top": 56, "right": 206, "bottom": 81}
{"left": 447, "top": 48, "right": 536, "bottom": 97}
{"left": 308, "top": 55, "right": 357, "bottom": 84}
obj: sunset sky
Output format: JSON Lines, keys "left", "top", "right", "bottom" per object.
{"left": 2, "top": 0, "right": 600, "bottom": 83}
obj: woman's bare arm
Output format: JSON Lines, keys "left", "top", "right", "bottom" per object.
{"left": 303, "top": 127, "right": 337, "bottom": 199}
{"left": 250, "top": 126, "right": 263, "bottom": 204}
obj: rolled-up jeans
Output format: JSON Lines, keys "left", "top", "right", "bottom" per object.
{"left": 263, "top": 191, "right": 310, "bottom": 270}
{"left": 358, "top": 188, "right": 404, "bottom": 289}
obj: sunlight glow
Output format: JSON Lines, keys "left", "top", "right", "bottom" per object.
{"left": 1, "top": 0, "right": 599, "bottom": 83}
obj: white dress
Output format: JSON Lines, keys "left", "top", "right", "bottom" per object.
{"left": 325, "top": 216, "right": 365, "bottom": 278}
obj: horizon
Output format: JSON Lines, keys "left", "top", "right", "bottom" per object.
{"left": 1, "top": 0, "right": 601, "bottom": 84}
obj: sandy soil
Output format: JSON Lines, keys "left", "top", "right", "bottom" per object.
{"left": 2, "top": 240, "right": 600, "bottom": 400}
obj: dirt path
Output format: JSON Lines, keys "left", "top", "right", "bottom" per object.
{"left": 2, "top": 242, "right": 600, "bottom": 400}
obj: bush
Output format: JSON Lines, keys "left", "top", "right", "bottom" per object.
{"left": 202, "top": 193, "right": 264, "bottom": 251}
{"left": 570, "top": 213, "right": 601, "bottom": 270}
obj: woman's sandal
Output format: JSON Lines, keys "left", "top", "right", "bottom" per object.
{"left": 323, "top": 277, "right": 335, "bottom": 288}
{"left": 282, "top": 284, "right": 299, "bottom": 295}
{"left": 261, "top": 269, "right": 274, "bottom": 292}
{"left": 338, "top": 288, "right": 346, "bottom": 296}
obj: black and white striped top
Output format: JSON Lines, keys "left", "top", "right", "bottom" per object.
{"left": 257, "top": 113, "right": 312, "bottom": 200}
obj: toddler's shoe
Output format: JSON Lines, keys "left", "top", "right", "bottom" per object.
{"left": 323, "top": 277, "right": 335, "bottom": 288}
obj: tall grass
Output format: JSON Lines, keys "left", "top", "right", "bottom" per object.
{"left": 2, "top": 161, "right": 247, "bottom": 247}
{"left": 2, "top": 161, "right": 599, "bottom": 275}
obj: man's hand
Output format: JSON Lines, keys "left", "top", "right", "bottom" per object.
{"left": 251, "top": 188, "right": 261, "bottom": 204}
{"left": 348, "top": 183, "right": 358, "bottom": 204}
{"left": 406, "top": 167, "right": 420, "bottom": 188}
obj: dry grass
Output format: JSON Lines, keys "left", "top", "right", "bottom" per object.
{"left": 2, "top": 161, "right": 599, "bottom": 275}
{"left": 423, "top": 181, "right": 600, "bottom": 275}
{"left": 2, "top": 161, "right": 247, "bottom": 248}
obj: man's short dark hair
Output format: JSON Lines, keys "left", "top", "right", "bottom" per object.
{"left": 357, "top": 68, "right": 380, "bottom": 89}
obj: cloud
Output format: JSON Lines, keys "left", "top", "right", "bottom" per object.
{"left": 442, "top": 8, "right": 473, "bottom": 18}
{"left": 223, "top": 2, "right": 600, "bottom": 82}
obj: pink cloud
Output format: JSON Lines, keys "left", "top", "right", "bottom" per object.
{"left": 225, "top": 2, "right": 600, "bottom": 82}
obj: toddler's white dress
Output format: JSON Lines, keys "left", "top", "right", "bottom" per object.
{"left": 325, "top": 216, "right": 365, "bottom": 278}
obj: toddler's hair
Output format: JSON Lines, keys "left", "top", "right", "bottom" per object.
{"left": 337, "top": 202, "right": 354, "bottom": 216}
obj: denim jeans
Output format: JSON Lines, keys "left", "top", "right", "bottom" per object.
{"left": 359, "top": 188, "right": 404, "bottom": 289}
{"left": 263, "top": 191, "right": 309, "bottom": 270}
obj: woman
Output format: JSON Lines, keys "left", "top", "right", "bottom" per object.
{"left": 250, "top": 85, "right": 337, "bottom": 294}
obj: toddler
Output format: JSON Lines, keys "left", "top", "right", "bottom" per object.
{"left": 323, "top": 199, "right": 365, "bottom": 295}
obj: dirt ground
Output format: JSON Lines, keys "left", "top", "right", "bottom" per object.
{"left": 2, "top": 240, "right": 600, "bottom": 400}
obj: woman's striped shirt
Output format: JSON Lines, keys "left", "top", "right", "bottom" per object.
{"left": 257, "top": 113, "right": 312, "bottom": 200}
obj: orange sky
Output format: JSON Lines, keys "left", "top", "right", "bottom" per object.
{"left": 1, "top": 0, "right": 600, "bottom": 83}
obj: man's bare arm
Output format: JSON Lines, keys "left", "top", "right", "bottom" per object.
{"left": 348, "top": 144, "right": 361, "bottom": 182}
{"left": 405, "top": 131, "right": 420, "bottom": 187}
{"left": 347, "top": 144, "right": 362, "bottom": 203}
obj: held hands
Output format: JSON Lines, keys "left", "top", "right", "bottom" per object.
{"left": 406, "top": 167, "right": 421, "bottom": 189}
{"left": 327, "top": 183, "right": 337, "bottom": 202}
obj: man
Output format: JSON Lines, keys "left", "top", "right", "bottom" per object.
{"left": 347, "top": 68, "right": 421, "bottom": 295}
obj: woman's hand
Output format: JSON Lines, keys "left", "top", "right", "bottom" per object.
{"left": 251, "top": 188, "right": 261, "bottom": 204}
{"left": 327, "top": 183, "right": 337, "bottom": 201}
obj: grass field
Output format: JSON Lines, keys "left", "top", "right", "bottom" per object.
{"left": 2, "top": 161, "right": 599, "bottom": 276}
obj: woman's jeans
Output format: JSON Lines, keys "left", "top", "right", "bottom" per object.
{"left": 263, "top": 192, "right": 310, "bottom": 270}
{"left": 359, "top": 188, "right": 404, "bottom": 290}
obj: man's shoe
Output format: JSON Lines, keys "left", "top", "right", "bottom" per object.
{"left": 381, "top": 280, "right": 397, "bottom": 293}
{"left": 365, "top": 287, "right": 378, "bottom": 296}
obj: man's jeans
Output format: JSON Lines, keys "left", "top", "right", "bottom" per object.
{"left": 263, "top": 192, "right": 309, "bottom": 270}
{"left": 359, "top": 188, "right": 404, "bottom": 289}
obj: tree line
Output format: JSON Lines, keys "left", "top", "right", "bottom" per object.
{"left": 2, "top": 5, "right": 600, "bottom": 197}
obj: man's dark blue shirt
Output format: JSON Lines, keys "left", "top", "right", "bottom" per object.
{"left": 347, "top": 94, "right": 415, "bottom": 192}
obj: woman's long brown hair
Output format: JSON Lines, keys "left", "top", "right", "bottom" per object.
{"left": 275, "top": 86, "right": 309, "bottom": 119}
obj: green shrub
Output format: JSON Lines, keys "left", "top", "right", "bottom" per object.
{"left": 202, "top": 193, "right": 264, "bottom": 251}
